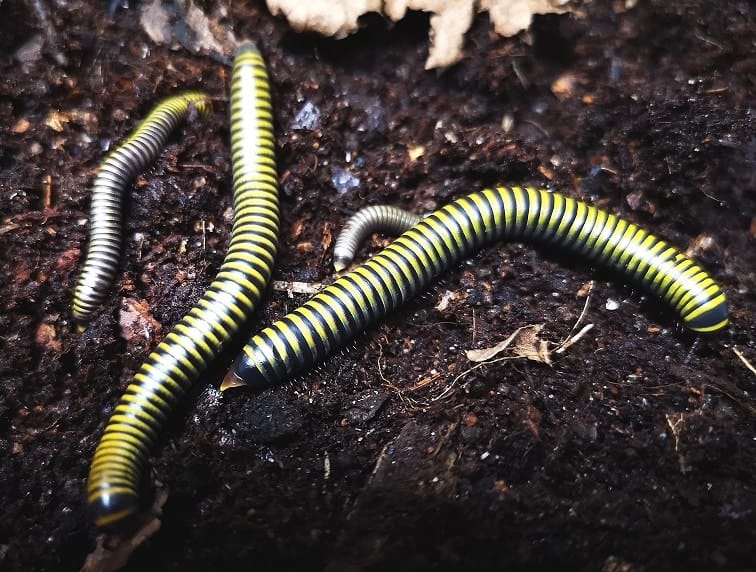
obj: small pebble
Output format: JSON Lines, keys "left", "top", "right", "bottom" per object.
{"left": 291, "top": 101, "right": 321, "bottom": 131}
{"left": 331, "top": 167, "right": 360, "bottom": 194}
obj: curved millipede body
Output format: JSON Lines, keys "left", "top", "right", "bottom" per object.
{"left": 87, "top": 42, "right": 279, "bottom": 529}
{"left": 333, "top": 205, "right": 422, "bottom": 271}
{"left": 72, "top": 92, "right": 212, "bottom": 328}
{"left": 223, "top": 186, "right": 728, "bottom": 392}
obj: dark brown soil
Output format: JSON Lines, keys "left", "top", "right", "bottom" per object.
{"left": 1, "top": 1, "right": 754, "bottom": 570}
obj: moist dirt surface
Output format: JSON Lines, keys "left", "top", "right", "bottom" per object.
{"left": 1, "top": 1, "right": 755, "bottom": 570}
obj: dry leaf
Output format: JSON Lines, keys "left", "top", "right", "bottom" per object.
{"left": 140, "top": 0, "right": 238, "bottom": 58}
{"left": 35, "top": 323, "right": 62, "bottom": 352}
{"left": 119, "top": 298, "right": 163, "bottom": 344}
{"left": 466, "top": 324, "right": 551, "bottom": 364}
{"left": 684, "top": 233, "right": 717, "bottom": 259}
{"left": 435, "top": 289, "right": 467, "bottom": 312}
{"left": 272, "top": 280, "right": 325, "bottom": 295}
{"left": 480, "top": 0, "right": 571, "bottom": 37}
{"left": 140, "top": 0, "right": 172, "bottom": 44}
{"left": 266, "top": 0, "right": 576, "bottom": 69}
{"left": 408, "top": 145, "right": 426, "bottom": 161}
{"left": 268, "top": 0, "right": 382, "bottom": 39}
{"left": 512, "top": 324, "right": 552, "bottom": 364}
{"left": 386, "top": 0, "right": 475, "bottom": 68}
{"left": 44, "top": 110, "right": 69, "bottom": 132}
{"left": 12, "top": 118, "right": 30, "bottom": 134}
{"left": 81, "top": 491, "right": 167, "bottom": 572}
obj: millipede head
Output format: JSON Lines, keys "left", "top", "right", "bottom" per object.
{"left": 71, "top": 305, "right": 93, "bottom": 332}
{"left": 220, "top": 369, "right": 247, "bottom": 392}
{"left": 235, "top": 40, "right": 260, "bottom": 55}
{"left": 220, "top": 351, "right": 276, "bottom": 392}
{"left": 332, "top": 256, "right": 350, "bottom": 273}
{"left": 683, "top": 296, "right": 729, "bottom": 333}
{"left": 89, "top": 490, "right": 141, "bottom": 530}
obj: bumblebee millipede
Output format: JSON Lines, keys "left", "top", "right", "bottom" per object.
{"left": 86, "top": 42, "right": 279, "bottom": 528}
{"left": 81, "top": 48, "right": 729, "bottom": 531}
{"left": 72, "top": 91, "right": 212, "bottom": 328}
{"left": 221, "top": 186, "right": 728, "bottom": 392}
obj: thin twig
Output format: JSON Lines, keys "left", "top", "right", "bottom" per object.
{"left": 732, "top": 346, "right": 756, "bottom": 377}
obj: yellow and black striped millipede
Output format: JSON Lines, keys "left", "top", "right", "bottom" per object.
{"left": 221, "top": 187, "right": 728, "bottom": 392}
{"left": 72, "top": 91, "right": 212, "bottom": 328}
{"left": 86, "top": 42, "right": 279, "bottom": 529}
{"left": 82, "top": 46, "right": 729, "bottom": 530}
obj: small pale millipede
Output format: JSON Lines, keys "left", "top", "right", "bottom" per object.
{"left": 332, "top": 204, "right": 422, "bottom": 271}
{"left": 72, "top": 91, "right": 212, "bottom": 328}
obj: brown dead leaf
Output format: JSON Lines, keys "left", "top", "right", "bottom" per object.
{"left": 267, "top": 0, "right": 574, "bottom": 69}
{"left": 537, "top": 164, "right": 555, "bottom": 180}
{"left": 140, "top": 0, "right": 238, "bottom": 57}
{"left": 43, "top": 174, "right": 52, "bottom": 209}
{"left": 684, "top": 233, "right": 717, "bottom": 259}
{"left": 271, "top": 280, "right": 325, "bottom": 295}
{"left": 119, "top": 298, "right": 163, "bottom": 344}
{"left": 14, "top": 261, "right": 32, "bottom": 284}
{"left": 551, "top": 72, "right": 578, "bottom": 99}
{"left": 466, "top": 324, "right": 551, "bottom": 364}
{"left": 290, "top": 217, "right": 307, "bottom": 241}
{"left": 12, "top": 118, "right": 30, "bottom": 134}
{"left": 435, "top": 289, "right": 467, "bottom": 312}
{"left": 321, "top": 222, "right": 333, "bottom": 253}
{"left": 319, "top": 222, "right": 333, "bottom": 267}
{"left": 55, "top": 249, "right": 81, "bottom": 272}
{"left": 389, "top": 0, "right": 476, "bottom": 69}
{"left": 492, "top": 479, "right": 509, "bottom": 493}
{"left": 524, "top": 404, "right": 542, "bottom": 437}
{"left": 408, "top": 145, "right": 426, "bottom": 161}
{"left": 44, "top": 110, "right": 70, "bottom": 132}
{"left": 268, "top": 0, "right": 382, "bottom": 39}
{"left": 576, "top": 281, "right": 592, "bottom": 297}
{"left": 35, "top": 323, "right": 62, "bottom": 352}
{"left": 512, "top": 325, "right": 552, "bottom": 364}
{"left": 480, "top": 0, "right": 572, "bottom": 36}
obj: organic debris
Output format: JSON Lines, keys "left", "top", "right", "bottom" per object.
{"left": 466, "top": 324, "right": 553, "bottom": 365}
{"left": 267, "top": 0, "right": 575, "bottom": 69}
